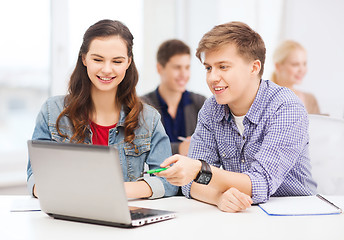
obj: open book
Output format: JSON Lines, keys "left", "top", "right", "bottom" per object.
{"left": 258, "top": 195, "right": 342, "bottom": 216}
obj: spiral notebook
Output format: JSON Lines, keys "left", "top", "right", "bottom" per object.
{"left": 258, "top": 195, "right": 342, "bottom": 216}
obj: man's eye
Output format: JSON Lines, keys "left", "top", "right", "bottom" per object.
{"left": 205, "top": 66, "right": 211, "bottom": 71}
{"left": 220, "top": 65, "right": 228, "bottom": 70}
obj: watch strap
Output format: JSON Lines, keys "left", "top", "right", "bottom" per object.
{"left": 194, "top": 159, "right": 212, "bottom": 184}
{"left": 200, "top": 159, "right": 211, "bottom": 173}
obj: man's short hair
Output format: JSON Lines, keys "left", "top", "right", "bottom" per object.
{"left": 196, "top": 21, "right": 266, "bottom": 77}
{"left": 157, "top": 39, "right": 190, "bottom": 67}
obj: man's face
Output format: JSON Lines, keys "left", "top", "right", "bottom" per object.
{"left": 158, "top": 54, "right": 190, "bottom": 93}
{"left": 203, "top": 43, "right": 260, "bottom": 111}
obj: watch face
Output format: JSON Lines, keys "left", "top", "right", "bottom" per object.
{"left": 198, "top": 172, "right": 212, "bottom": 184}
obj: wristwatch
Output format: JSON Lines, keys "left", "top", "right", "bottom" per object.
{"left": 194, "top": 160, "right": 212, "bottom": 185}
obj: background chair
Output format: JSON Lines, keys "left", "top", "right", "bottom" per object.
{"left": 308, "top": 114, "right": 344, "bottom": 195}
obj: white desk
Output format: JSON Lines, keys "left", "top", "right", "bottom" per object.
{"left": 1, "top": 195, "right": 343, "bottom": 240}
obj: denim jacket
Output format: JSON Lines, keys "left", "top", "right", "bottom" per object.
{"left": 27, "top": 95, "right": 178, "bottom": 199}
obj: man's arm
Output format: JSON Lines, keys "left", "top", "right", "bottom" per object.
{"left": 190, "top": 185, "right": 253, "bottom": 212}
{"left": 156, "top": 155, "right": 253, "bottom": 212}
{"left": 190, "top": 166, "right": 253, "bottom": 212}
{"left": 157, "top": 155, "right": 252, "bottom": 194}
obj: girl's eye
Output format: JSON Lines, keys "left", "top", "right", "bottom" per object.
{"left": 113, "top": 61, "right": 122, "bottom": 64}
{"left": 93, "top": 59, "right": 102, "bottom": 62}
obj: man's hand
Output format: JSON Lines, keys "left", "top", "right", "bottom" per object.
{"left": 216, "top": 187, "right": 253, "bottom": 213}
{"left": 155, "top": 154, "right": 201, "bottom": 186}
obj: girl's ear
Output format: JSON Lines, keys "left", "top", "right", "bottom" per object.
{"left": 82, "top": 55, "right": 87, "bottom": 67}
{"left": 126, "top": 57, "right": 132, "bottom": 69}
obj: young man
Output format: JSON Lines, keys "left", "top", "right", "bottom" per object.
{"left": 141, "top": 39, "right": 206, "bottom": 155}
{"left": 156, "top": 22, "right": 317, "bottom": 212}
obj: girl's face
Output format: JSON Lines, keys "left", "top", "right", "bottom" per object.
{"left": 276, "top": 48, "right": 307, "bottom": 87}
{"left": 82, "top": 36, "right": 131, "bottom": 95}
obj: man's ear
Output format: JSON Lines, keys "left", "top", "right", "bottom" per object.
{"left": 157, "top": 63, "right": 163, "bottom": 74}
{"left": 252, "top": 60, "right": 261, "bottom": 75}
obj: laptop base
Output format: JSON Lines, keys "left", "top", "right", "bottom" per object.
{"left": 48, "top": 207, "right": 176, "bottom": 228}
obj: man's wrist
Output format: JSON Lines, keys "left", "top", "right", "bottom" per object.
{"left": 193, "top": 159, "right": 202, "bottom": 179}
{"left": 194, "top": 159, "right": 212, "bottom": 185}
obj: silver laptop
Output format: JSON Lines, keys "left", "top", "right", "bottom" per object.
{"left": 27, "top": 140, "right": 176, "bottom": 228}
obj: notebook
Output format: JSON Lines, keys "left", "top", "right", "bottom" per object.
{"left": 27, "top": 140, "right": 176, "bottom": 227}
{"left": 258, "top": 195, "right": 342, "bottom": 216}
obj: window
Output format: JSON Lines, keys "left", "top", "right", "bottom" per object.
{"left": 0, "top": 0, "right": 144, "bottom": 193}
{"left": 0, "top": 0, "right": 50, "bottom": 154}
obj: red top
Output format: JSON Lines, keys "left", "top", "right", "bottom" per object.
{"left": 90, "top": 121, "right": 117, "bottom": 146}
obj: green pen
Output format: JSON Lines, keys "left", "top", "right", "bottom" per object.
{"left": 143, "top": 167, "right": 168, "bottom": 174}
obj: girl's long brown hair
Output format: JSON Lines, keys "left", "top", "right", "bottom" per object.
{"left": 56, "top": 19, "right": 143, "bottom": 144}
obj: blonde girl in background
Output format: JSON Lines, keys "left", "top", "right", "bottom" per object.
{"left": 271, "top": 40, "right": 320, "bottom": 114}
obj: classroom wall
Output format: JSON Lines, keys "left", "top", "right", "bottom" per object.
{"left": 281, "top": 0, "right": 344, "bottom": 117}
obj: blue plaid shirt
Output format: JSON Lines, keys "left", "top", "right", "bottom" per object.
{"left": 182, "top": 80, "right": 317, "bottom": 204}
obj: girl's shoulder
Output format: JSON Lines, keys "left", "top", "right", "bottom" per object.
{"left": 137, "top": 103, "right": 161, "bottom": 129}
{"left": 44, "top": 95, "right": 66, "bottom": 108}
{"left": 39, "top": 95, "right": 66, "bottom": 120}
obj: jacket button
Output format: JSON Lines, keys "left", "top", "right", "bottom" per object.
{"left": 115, "top": 130, "right": 119, "bottom": 134}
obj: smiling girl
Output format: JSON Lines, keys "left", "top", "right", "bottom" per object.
{"left": 271, "top": 40, "right": 320, "bottom": 114}
{"left": 27, "top": 19, "right": 178, "bottom": 199}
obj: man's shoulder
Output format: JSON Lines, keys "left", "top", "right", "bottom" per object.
{"left": 187, "top": 91, "right": 207, "bottom": 108}
{"left": 141, "top": 90, "right": 155, "bottom": 98}
{"left": 262, "top": 80, "right": 303, "bottom": 107}
{"left": 203, "top": 95, "right": 218, "bottom": 107}
{"left": 199, "top": 95, "right": 224, "bottom": 118}
{"left": 256, "top": 80, "right": 307, "bottom": 119}
{"left": 141, "top": 90, "right": 156, "bottom": 100}
{"left": 140, "top": 90, "right": 158, "bottom": 107}
{"left": 141, "top": 102, "right": 161, "bottom": 119}
{"left": 188, "top": 91, "right": 207, "bottom": 101}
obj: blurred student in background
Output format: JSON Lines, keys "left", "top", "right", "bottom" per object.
{"left": 27, "top": 19, "right": 178, "bottom": 199}
{"left": 141, "top": 39, "right": 206, "bottom": 155}
{"left": 271, "top": 40, "right": 320, "bottom": 114}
